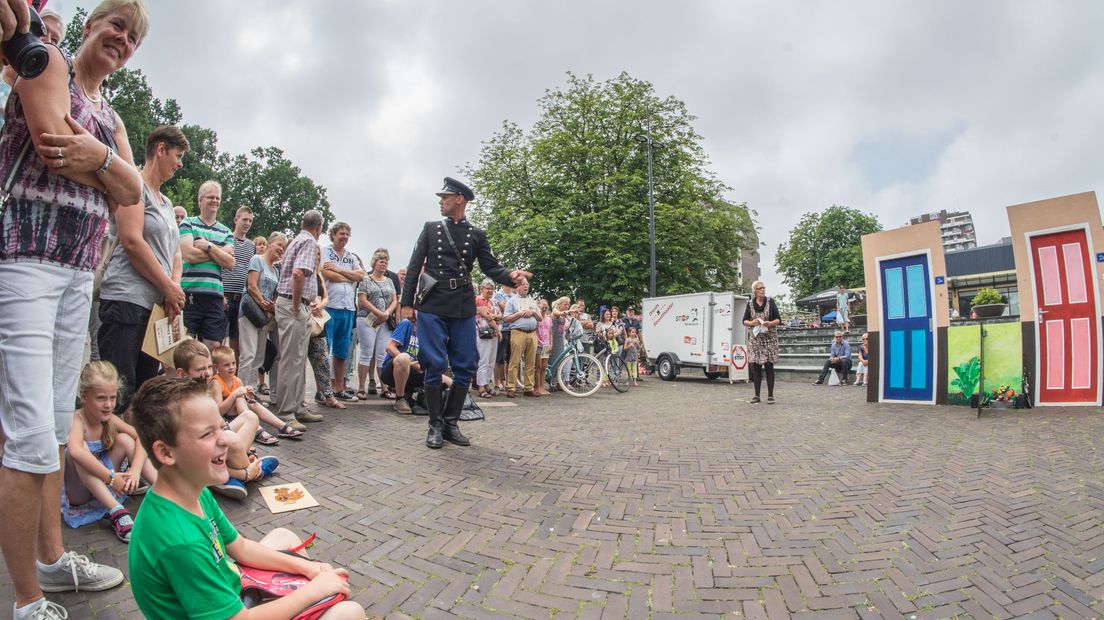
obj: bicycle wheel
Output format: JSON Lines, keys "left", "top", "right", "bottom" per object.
{"left": 556, "top": 353, "right": 604, "bottom": 397}
{"left": 605, "top": 355, "right": 630, "bottom": 393}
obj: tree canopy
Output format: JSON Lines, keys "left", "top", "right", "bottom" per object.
{"left": 466, "top": 72, "right": 756, "bottom": 308}
{"left": 61, "top": 9, "right": 333, "bottom": 236}
{"left": 775, "top": 205, "right": 882, "bottom": 299}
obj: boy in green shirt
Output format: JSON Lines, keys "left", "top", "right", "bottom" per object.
{"left": 128, "top": 377, "right": 364, "bottom": 619}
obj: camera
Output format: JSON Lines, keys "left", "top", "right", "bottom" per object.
{"left": 3, "top": 3, "right": 49, "bottom": 80}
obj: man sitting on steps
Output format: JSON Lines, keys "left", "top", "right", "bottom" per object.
{"left": 813, "top": 330, "right": 852, "bottom": 386}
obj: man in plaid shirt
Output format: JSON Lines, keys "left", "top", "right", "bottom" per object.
{"left": 274, "top": 210, "right": 325, "bottom": 425}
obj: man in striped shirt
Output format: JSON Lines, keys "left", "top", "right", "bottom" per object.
{"left": 179, "top": 181, "right": 235, "bottom": 350}
{"left": 221, "top": 207, "right": 256, "bottom": 361}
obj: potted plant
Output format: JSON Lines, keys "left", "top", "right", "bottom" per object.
{"left": 971, "top": 288, "right": 1006, "bottom": 318}
{"left": 988, "top": 383, "right": 1019, "bottom": 408}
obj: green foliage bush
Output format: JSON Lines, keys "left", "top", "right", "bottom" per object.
{"left": 972, "top": 288, "right": 1004, "bottom": 305}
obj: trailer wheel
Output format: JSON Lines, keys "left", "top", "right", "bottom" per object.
{"left": 657, "top": 355, "right": 677, "bottom": 381}
{"left": 703, "top": 370, "right": 722, "bottom": 380}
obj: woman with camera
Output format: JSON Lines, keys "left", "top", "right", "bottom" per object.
{"left": 0, "top": 1, "right": 148, "bottom": 618}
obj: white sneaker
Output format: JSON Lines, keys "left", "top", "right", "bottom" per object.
{"left": 36, "top": 551, "right": 124, "bottom": 593}
{"left": 18, "top": 599, "right": 69, "bottom": 620}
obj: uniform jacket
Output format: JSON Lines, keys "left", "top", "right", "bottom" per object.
{"left": 401, "top": 218, "right": 513, "bottom": 318}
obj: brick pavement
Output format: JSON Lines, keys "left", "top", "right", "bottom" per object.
{"left": 4, "top": 378, "right": 1104, "bottom": 619}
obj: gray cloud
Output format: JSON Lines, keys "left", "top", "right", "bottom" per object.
{"left": 70, "top": 0, "right": 1104, "bottom": 298}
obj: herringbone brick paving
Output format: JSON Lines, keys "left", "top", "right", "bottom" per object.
{"left": 4, "top": 378, "right": 1104, "bottom": 619}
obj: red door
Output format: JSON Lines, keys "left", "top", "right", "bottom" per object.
{"left": 1030, "top": 229, "right": 1099, "bottom": 403}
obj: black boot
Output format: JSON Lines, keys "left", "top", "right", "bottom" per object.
{"left": 441, "top": 384, "right": 471, "bottom": 446}
{"left": 424, "top": 384, "right": 444, "bottom": 449}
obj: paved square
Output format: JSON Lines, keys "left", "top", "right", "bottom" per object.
{"left": 5, "top": 378, "right": 1104, "bottom": 619}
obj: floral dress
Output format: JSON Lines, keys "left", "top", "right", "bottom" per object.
{"left": 747, "top": 298, "right": 779, "bottom": 365}
{"left": 61, "top": 437, "right": 126, "bottom": 528}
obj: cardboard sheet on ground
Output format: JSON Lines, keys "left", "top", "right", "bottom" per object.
{"left": 141, "top": 304, "right": 188, "bottom": 368}
{"left": 259, "top": 482, "right": 319, "bottom": 514}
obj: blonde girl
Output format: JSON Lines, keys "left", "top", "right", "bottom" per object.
{"left": 624, "top": 327, "right": 641, "bottom": 386}
{"left": 62, "top": 361, "right": 157, "bottom": 543}
{"left": 535, "top": 298, "right": 553, "bottom": 395}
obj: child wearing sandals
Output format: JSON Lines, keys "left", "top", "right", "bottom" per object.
{"left": 209, "top": 346, "right": 304, "bottom": 444}
{"left": 174, "top": 340, "right": 278, "bottom": 501}
{"left": 62, "top": 361, "right": 158, "bottom": 543}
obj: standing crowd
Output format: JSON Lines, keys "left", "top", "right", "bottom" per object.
{"left": 0, "top": 3, "right": 649, "bottom": 617}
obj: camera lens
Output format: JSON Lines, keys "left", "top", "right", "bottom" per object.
{"left": 4, "top": 34, "right": 49, "bottom": 79}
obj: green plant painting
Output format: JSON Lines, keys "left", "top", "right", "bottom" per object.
{"left": 946, "top": 322, "right": 1022, "bottom": 406}
{"left": 951, "top": 356, "right": 980, "bottom": 400}
{"left": 947, "top": 326, "right": 981, "bottom": 406}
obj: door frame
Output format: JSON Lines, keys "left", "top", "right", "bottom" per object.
{"left": 1023, "top": 223, "right": 1103, "bottom": 406}
{"left": 874, "top": 249, "right": 938, "bottom": 405}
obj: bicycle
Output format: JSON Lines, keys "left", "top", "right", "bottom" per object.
{"left": 545, "top": 337, "right": 605, "bottom": 397}
{"left": 594, "top": 345, "right": 630, "bottom": 393}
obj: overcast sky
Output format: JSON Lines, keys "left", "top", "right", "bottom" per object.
{"left": 68, "top": 1, "right": 1104, "bottom": 298}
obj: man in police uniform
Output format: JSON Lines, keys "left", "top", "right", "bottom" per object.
{"left": 400, "top": 177, "right": 530, "bottom": 449}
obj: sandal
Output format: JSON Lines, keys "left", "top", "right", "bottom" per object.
{"left": 276, "top": 423, "right": 305, "bottom": 439}
{"left": 254, "top": 429, "right": 280, "bottom": 446}
{"left": 357, "top": 390, "right": 368, "bottom": 400}
{"left": 323, "top": 397, "right": 346, "bottom": 410}
{"left": 257, "top": 384, "right": 270, "bottom": 395}
{"left": 108, "top": 508, "right": 133, "bottom": 543}
{"left": 380, "top": 389, "right": 398, "bottom": 400}
{"left": 367, "top": 385, "right": 378, "bottom": 395}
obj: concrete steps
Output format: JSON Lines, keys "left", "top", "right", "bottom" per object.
{"left": 775, "top": 327, "right": 863, "bottom": 381}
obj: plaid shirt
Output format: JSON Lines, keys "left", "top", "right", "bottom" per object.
{"left": 276, "top": 230, "right": 320, "bottom": 301}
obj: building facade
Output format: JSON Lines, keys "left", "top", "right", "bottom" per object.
{"left": 909, "top": 209, "right": 977, "bottom": 253}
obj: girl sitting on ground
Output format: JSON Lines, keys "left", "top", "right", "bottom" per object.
{"left": 62, "top": 361, "right": 158, "bottom": 543}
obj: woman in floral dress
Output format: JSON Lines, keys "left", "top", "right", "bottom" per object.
{"left": 742, "top": 281, "right": 781, "bottom": 404}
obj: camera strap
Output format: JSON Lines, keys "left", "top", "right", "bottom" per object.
{"left": 0, "top": 139, "right": 32, "bottom": 203}
{"left": 440, "top": 221, "right": 468, "bottom": 277}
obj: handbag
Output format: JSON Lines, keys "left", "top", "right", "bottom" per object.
{"left": 416, "top": 272, "right": 438, "bottom": 306}
{"left": 239, "top": 549, "right": 346, "bottom": 620}
{"left": 240, "top": 266, "right": 280, "bottom": 328}
{"left": 309, "top": 308, "right": 331, "bottom": 338}
{"left": 478, "top": 323, "right": 496, "bottom": 339}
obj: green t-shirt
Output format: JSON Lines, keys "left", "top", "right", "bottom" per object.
{"left": 180, "top": 215, "right": 233, "bottom": 296}
{"left": 130, "top": 488, "right": 243, "bottom": 620}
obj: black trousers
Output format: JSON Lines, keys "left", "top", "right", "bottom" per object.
{"left": 98, "top": 299, "right": 161, "bottom": 413}
{"left": 818, "top": 358, "right": 853, "bottom": 383}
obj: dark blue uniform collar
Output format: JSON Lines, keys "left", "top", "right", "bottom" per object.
{"left": 443, "top": 216, "right": 471, "bottom": 227}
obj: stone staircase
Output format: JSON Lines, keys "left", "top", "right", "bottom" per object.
{"left": 774, "top": 326, "right": 863, "bottom": 382}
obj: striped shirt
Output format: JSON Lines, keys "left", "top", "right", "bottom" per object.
{"left": 180, "top": 216, "right": 233, "bottom": 296}
{"left": 221, "top": 236, "right": 256, "bottom": 295}
{"left": 276, "top": 230, "right": 320, "bottom": 302}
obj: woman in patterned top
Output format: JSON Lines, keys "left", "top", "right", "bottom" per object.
{"left": 0, "top": 1, "right": 148, "bottom": 617}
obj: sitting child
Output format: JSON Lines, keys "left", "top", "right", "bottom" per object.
{"left": 173, "top": 340, "right": 278, "bottom": 500}
{"left": 62, "top": 361, "right": 158, "bottom": 543}
{"left": 128, "top": 377, "right": 365, "bottom": 620}
{"left": 210, "top": 346, "right": 304, "bottom": 444}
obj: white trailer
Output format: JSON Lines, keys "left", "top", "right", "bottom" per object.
{"left": 642, "top": 292, "right": 749, "bottom": 382}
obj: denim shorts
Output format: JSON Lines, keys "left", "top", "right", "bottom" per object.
{"left": 0, "top": 262, "right": 92, "bottom": 473}
{"left": 183, "top": 293, "right": 227, "bottom": 342}
{"left": 326, "top": 308, "right": 356, "bottom": 361}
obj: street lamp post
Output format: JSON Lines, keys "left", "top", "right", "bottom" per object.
{"left": 633, "top": 127, "right": 664, "bottom": 298}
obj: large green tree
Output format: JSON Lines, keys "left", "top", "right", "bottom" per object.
{"left": 775, "top": 205, "right": 882, "bottom": 299}
{"left": 219, "top": 147, "right": 334, "bottom": 236}
{"left": 467, "top": 72, "right": 755, "bottom": 308}
{"left": 60, "top": 10, "right": 330, "bottom": 236}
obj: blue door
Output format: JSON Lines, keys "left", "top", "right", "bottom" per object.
{"left": 880, "top": 254, "right": 934, "bottom": 401}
